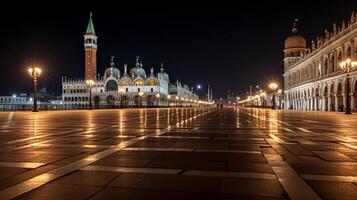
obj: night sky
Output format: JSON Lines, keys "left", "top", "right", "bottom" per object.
{"left": 1, "top": 1, "right": 356, "bottom": 98}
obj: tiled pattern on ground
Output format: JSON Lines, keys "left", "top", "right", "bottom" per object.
{"left": 0, "top": 108, "right": 356, "bottom": 199}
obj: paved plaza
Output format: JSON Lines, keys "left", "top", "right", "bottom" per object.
{"left": 0, "top": 108, "right": 356, "bottom": 199}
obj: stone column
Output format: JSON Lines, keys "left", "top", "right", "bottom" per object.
{"left": 328, "top": 96, "right": 332, "bottom": 111}
{"left": 335, "top": 96, "right": 339, "bottom": 112}
{"left": 314, "top": 97, "right": 319, "bottom": 110}
{"left": 351, "top": 95, "right": 355, "bottom": 110}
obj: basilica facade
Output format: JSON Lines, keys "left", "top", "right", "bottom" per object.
{"left": 62, "top": 14, "right": 199, "bottom": 109}
{"left": 283, "top": 11, "right": 357, "bottom": 112}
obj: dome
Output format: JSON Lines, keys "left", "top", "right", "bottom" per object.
{"left": 284, "top": 19, "right": 307, "bottom": 57}
{"left": 104, "top": 56, "right": 120, "bottom": 79}
{"left": 130, "top": 57, "right": 147, "bottom": 78}
{"left": 104, "top": 67, "right": 120, "bottom": 79}
{"left": 130, "top": 67, "right": 146, "bottom": 78}
{"left": 284, "top": 34, "right": 307, "bottom": 49}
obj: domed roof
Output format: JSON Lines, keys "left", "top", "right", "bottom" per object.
{"left": 104, "top": 56, "right": 120, "bottom": 79}
{"left": 130, "top": 67, "right": 146, "bottom": 78}
{"left": 285, "top": 34, "right": 307, "bottom": 49}
{"left": 157, "top": 63, "right": 169, "bottom": 81}
{"left": 130, "top": 56, "right": 147, "bottom": 78}
{"left": 284, "top": 19, "right": 307, "bottom": 50}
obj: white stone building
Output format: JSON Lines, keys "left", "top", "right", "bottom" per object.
{"left": 62, "top": 14, "right": 198, "bottom": 109}
{"left": 283, "top": 12, "right": 357, "bottom": 112}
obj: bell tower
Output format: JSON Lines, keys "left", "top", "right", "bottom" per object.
{"left": 84, "top": 12, "right": 97, "bottom": 81}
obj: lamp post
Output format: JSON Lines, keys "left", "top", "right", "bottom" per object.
{"left": 339, "top": 58, "right": 357, "bottom": 114}
{"left": 28, "top": 67, "right": 41, "bottom": 112}
{"left": 156, "top": 93, "right": 160, "bottom": 107}
{"left": 167, "top": 95, "right": 171, "bottom": 107}
{"left": 86, "top": 79, "right": 95, "bottom": 110}
{"left": 269, "top": 82, "right": 278, "bottom": 110}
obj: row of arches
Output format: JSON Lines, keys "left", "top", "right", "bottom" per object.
{"left": 92, "top": 94, "right": 163, "bottom": 108}
{"left": 285, "top": 77, "right": 357, "bottom": 112}
{"left": 286, "top": 43, "right": 354, "bottom": 88}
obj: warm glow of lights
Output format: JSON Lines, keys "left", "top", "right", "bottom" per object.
{"left": 278, "top": 89, "right": 282, "bottom": 94}
{"left": 269, "top": 82, "right": 278, "bottom": 91}
{"left": 28, "top": 67, "right": 42, "bottom": 77}
{"left": 86, "top": 79, "right": 95, "bottom": 87}
{"left": 139, "top": 92, "right": 144, "bottom": 96}
{"left": 156, "top": 93, "right": 160, "bottom": 98}
{"left": 175, "top": 96, "right": 179, "bottom": 100}
{"left": 167, "top": 95, "right": 171, "bottom": 99}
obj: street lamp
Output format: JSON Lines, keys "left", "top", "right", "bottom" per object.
{"left": 86, "top": 79, "right": 95, "bottom": 110}
{"left": 339, "top": 58, "right": 357, "bottom": 114}
{"left": 269, "top": 82, "right": 278, "bottom": 110}
{"left": 156, "top": 93, "right": 160, "bottom": 106}
{"left": 28, "top": 67, "right": 41, "bottom": 112}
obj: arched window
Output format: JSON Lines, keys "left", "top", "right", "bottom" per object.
{"left": 105, "top": 80, "right": 118, "bottom": 91}
{"left": 330, "top": 55, "right": 335, "bottom": 73}
{"left": 324, "top": 58, "right": 329, "bottom": 75}
{"left": 346, "top": 46, "right": 352, "bottom": 58}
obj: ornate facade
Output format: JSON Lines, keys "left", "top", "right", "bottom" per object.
{"left": 62, "top": 14, "right": 198, "bottom": 109}
{"left": 283, "top": 12, "right": 357, "bottom": 112}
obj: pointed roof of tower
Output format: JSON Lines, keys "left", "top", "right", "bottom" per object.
{"left": 86, "top": 12, "right": 96, "bottom": 35}
{"left": 160, "top": 62, "right": 164, "bottom": 72}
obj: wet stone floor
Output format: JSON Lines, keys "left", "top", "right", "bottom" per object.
{"left": 0, "top": 108, "right": 356, "bottom": 199}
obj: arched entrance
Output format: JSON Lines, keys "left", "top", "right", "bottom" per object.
{"left": 134, "top": 95, "right": 143, "bottom": 107}
{"left": 330, "top": 84, "right": 335, "bottom": 111}
{"left": 315, "top": 87, "right": 319, "bottom": 111}
{"left": 120, "top": 95, "right": 128, "bottom": 108}
{"left": 107, "top": 95, "right": 115, "bottom": 108}
{"left": 337, "top": 82, "right": 343, "bottom": 111}
{"left": 323, "top": 86, "right": 328, "bottom": 111}
{"left": 146, "top": 95, "right": 154, "bottom": 107}
{"left": 354, "top": 81, "right": 357, "bottom": 110}
{"left": 94, "top": 96, "right": 100, "bottom": 109}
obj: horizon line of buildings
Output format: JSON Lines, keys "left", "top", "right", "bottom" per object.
{"left": 61, "top": 13, "right": 208, "bottom": 109}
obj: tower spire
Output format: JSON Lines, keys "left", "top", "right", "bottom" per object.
{"left": 160, "top": 62, "right": 164, "bottom": 72}
{"left": 86, "top": 12, "right": 96, "bottom": 35}
{"left": 135, "top": 56, "right": 140, "bottom": 67}
{"left": 292, "top": 18, "right": 299, "bottom": 34}
{"left": 110, "top": 56, "right": 115, "bottom": 67}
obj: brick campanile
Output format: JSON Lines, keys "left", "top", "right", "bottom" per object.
{"left": 84, "top": 12, "right": 97, "bottom": 81}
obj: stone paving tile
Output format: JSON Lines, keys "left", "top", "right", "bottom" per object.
{"left": 107, "top": 150, "right": 160, "bottom": 159}
{"left": 147, "top": 159, "right": 226, "bottom": 171}
{"left": 93, "top": 157, "right": 152, "bottom": 167}
{"left": 108, "top": 172, "right": 221, "bottom": 192}
{"left": 292, "top": 163, "right": 357, "bottom": 176}
{"left": 228, "top": 162, "right": 274, "bottom": 173}
{"left": 282, "top": 144, "right": 315, "bottom": 156}
{"left": 54, "top": 171, "right": 121, "bottom": 186}
{"left": 313, "top": 151, "right": 355, "bottom": 162}
{"left": 0, "top": 167, "right": 29, "bottom": 180}
{"left": 14, "top": 183, "right": 101, "bottom": 200}
{"left": 219, "top": 178, "right": 287, "bottom": 198}
{"left": 308, "top": 180, "right": 357, "bottom": 200}
{"left": 90, "top": 188, "right": 217, "bottom": 200}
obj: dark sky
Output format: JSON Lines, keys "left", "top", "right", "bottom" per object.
{"left": 0, "top": 1, "right": 356, "bottom": 98}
